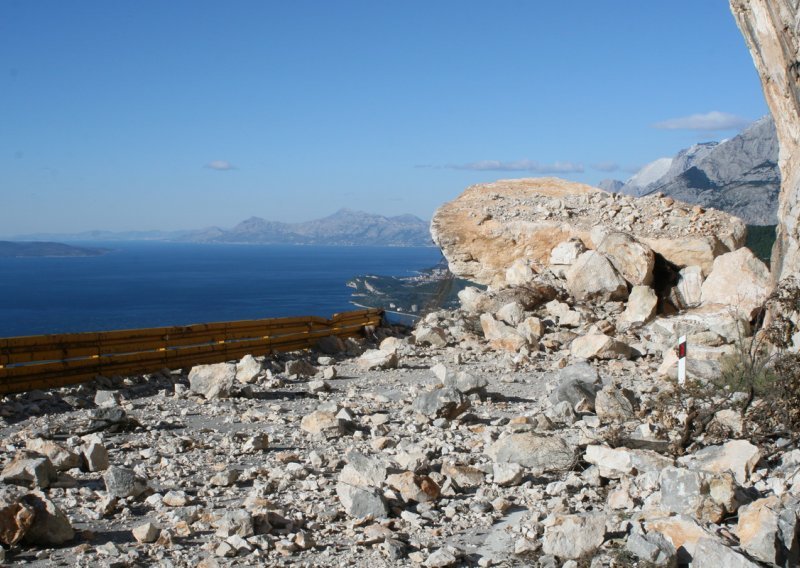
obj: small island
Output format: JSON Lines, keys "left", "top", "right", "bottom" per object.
{"left": 0, "top": 241, "right": 109, "bottom": 258}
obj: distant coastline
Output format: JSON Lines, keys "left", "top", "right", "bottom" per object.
{"left": 0, "top": 241, "right": 110, "bottom": 258}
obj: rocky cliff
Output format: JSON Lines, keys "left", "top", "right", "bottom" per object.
{"left": 731, "top": 0, "right": 800, "bottom": 282}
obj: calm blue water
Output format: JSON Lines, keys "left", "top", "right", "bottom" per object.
{"left": 0, "top": 242, "right": 442, "bottom": 337}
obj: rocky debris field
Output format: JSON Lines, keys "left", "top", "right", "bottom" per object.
{"left": 0, "top": 179, "right": 795, "bottom": 567}
{"left": 0, "top": 287, "right": 797, "bottom": 567}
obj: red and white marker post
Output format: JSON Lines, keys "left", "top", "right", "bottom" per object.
{"left": 677, "top": 335, "right": 687, "bottom": 385}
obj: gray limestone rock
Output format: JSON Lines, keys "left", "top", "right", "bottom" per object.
{"left": 336, "top": 483, "right": 388, "bottom": 519}
{"left": 103, "top": 466, "right": 148, "bottom": 499}
{"left": 413, "top": 387, "right": 470, "bottom": 420}
{"left": 489, "top": 433, "right": 575, "bottom": 473}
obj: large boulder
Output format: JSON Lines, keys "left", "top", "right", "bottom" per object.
{"left": 700, "top": 248, "right": 772, "bottom": 319}
{"left": 480, "top": 314, "right": 527, "bottom": 352}
{"left": 619, "top": 286, "right": 658, "bottom": 326}
{"left": 188, "top": 363, "right": 236, "bottom": 399}
{"left": 460, "top": 284, "right": 558, "bottom": 315}
{"left": 736, "top": 495, "right": 800, "bottom": 566}
{"left": 596, "top": 231, "right": 655, "bottom": 286}
{"left": 488, "top": 433, "right": 575, "bottom": 473}
{"left": 542, "top": 513, "right": 607, "bottom": 560}
{"left": 677, "top": 439, "right": 760, "bottom": 485}
{"left": 430, "top": 177, "right": 746, "bottom": 286}
{"left": 0, "top": 488, "right": 74, "bottom": 546}
{"left": 566, "top": 251, "right": 629, "bottom": 302}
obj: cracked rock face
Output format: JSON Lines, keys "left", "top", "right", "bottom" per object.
{"left": 731, "top": 0, "right": 800, "bottom": 283}
{"left": 430, "top": 177, "right": 746, "bottom": 287}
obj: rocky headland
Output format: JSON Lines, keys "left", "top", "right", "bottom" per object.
{"left": 0, "top": 242, "right": 109, "bottom": 258}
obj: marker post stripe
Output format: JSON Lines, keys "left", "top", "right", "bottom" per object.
{"left": 677, "top": 335, "right": 687, "bottom": 385}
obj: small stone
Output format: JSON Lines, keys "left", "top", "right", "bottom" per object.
{"left": 300, "top": 410, "right": 346, "bottom": 437}
{"left": 285, "top": 359, "right": 318, "bottom": 378}
{"left": 595, "top": 385, "right": 636, "bottom": 423}
{"left": 210, "top": 469, "right": 239, "bottom": 487}
{"left": 570, "top": 334, "right": 632, "bottom": 360}
{"left": 81, "top": 438, "right": 110, "bottom": 472}
{"left": 308, "top": 380, "right": 330, "bottom": 394}
{"left": 489, "top": 433, "right": 575, "bottom": 474}
{"left": 132, "top": 522, "right": 159, "bottom": 544}
{"left": 625, "top": 530, "right": 677, "bottom": 566}
{"left": 236, "top": 354, "right": 262, "bottom": 384}
{"left": 493, "top": 462, "right": 524, "bottom": 486}
{"left": 412, "top": 387, "right": 470, "bottom": 420}
{"left": 25, "top": 439, "right": 81, "bottom": 472}
{"left": 242, "top": 434, "right": 269, "bottom": 453}
{"left": 386, "top": 471, "right": 440, "bottom": 503}
{"left": 0, "top": 451, "right": 57, "bottom": 489}
{"left": 358, "top": 349, "right": 398, "bottom": 370}
{"left": 424, "top": 547, "right": 458, "bottom": 567}
{"left": 441, "top": 463, "right": 485, "bottom": 488}
{"left": 414, "top": 326, "right": 448, "bottom": 348}
{"left": 214, "top": 510, "right": 254, "bottom": 538}
{"left": 162, "top": 490, "right": 189, "bottom": 507}
{"left": 103, "top": 466, "right": 147, "bottom": 499}
{"left": 336, "top": 483, "right": 388, "bottom": 519}
{"left": 677, "top": 439, "right": 760, "bottom": 485}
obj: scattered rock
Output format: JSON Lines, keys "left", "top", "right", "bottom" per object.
{"left": 285, "top": 359, "right": 318, "bottom": 378}
{"left": 0, "top": 451, "right": 57, "bottom": 489}
{"left": 300, "top": 410, "right": 346, "bottom": 437}
{"left": 566, "top": 251, "right": 629, "bottom": 302}
{"left": 103, "top": 466, "right": 148, "bottom": 499}
{"left": 677, "top": 439, "right": 760, "bottom": 485}
{"left": 570, "top": 334, "right": 632, "bottom": 360}
{"left": 189, "top": 363, "right": 236, "bottom": 399}
{"left": 413, "top": 387, "right": 470, "bottom": 420}
{"left": 542, "top": 513, "right": 607, "bottom": 559}
{"left": 489, "top": 433, "right": 575, "bottom": 473}
{"left": 700, "top": 248, "right": 771, "bottom": 319}
{"left": 236, "top": 354, "right": 262, "bottom": 383}
{"left": 596, "top": 231, "right": 655, "bottom": 286}
{"left": 595, "top": 385, "right": 636, "bottom": 423}
{"left": 358, "top": 349, "right": 398, "bottom": 370}
{"left": 414, "top": 326, "right": 447, "bottom": 348}
{"left": 132, "top": 521, "right": 160, "bottom": 543}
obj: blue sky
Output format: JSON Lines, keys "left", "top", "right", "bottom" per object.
{"left": 0, "top": 1, "right": 768, "bottom": 234}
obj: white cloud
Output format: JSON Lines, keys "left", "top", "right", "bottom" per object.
{"left": 445, "top": 159, "right": 584, "bottom": 174}
{"left": 591, "top": 161, "right": 619, "bottom": 172}
{"left": 206, "top": 160, "right": 236, "bottom": 171}
{"left": 653, "top": 111, "right": 750, "bottom": 131}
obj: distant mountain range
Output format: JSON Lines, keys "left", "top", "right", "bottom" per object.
{"left": 11, "top": 209, "right": 434, "bottom": 247}
{"left": 180, "top": 209, "right": 432, "bottom": 246}
{"left": 599, "top": 116, "right": 779, "bottom": 225}
{"left": 0, "top": 241, "right": 108, "bottom": 258}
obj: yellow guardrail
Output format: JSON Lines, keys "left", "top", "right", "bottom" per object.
{"left": 0, "top": 308, "right": 383, "bottom": 395}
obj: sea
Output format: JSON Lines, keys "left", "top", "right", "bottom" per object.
{"left": 0, "top": 242, "right": 443, "bottom": 338}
